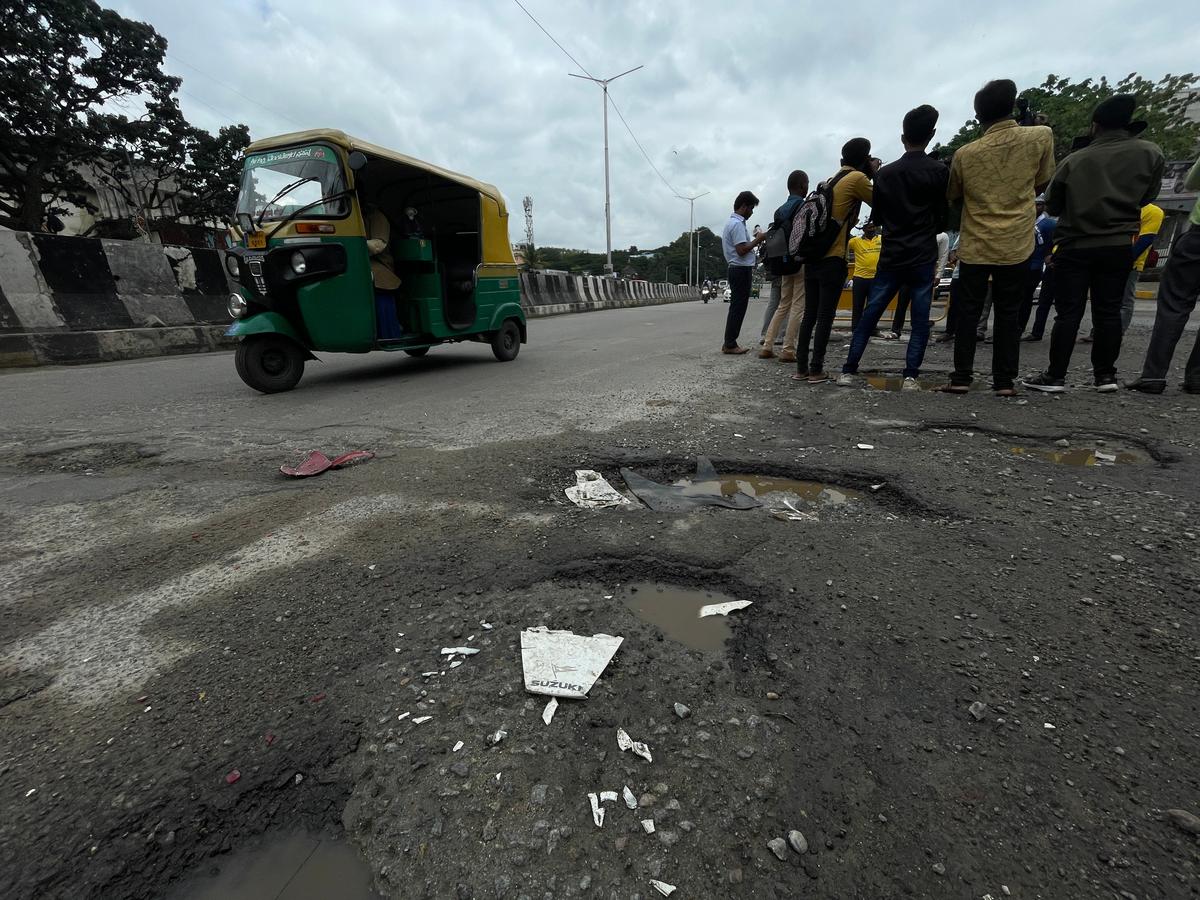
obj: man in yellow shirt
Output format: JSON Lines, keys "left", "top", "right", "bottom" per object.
{"left": 793, "top": 138, "right": 876, "bottom": 383}
{"left": 847, "top": 221, "right": 881, "bottom": 332}
{"left": 1121, "top": 203, "right": 1164, "bottom": 333}
{"left": 943, "top": 79, "right": 1055, "bottom": 395}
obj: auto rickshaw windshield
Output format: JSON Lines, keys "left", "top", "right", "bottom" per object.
{"left": 235, "top": 143, "right": 349, "bottom": 222}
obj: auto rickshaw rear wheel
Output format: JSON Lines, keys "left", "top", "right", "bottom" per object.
{"left": 404, "top": 347, "right": 429, "bottom": 357}
{"left": 491, "top": 319, "right": 521, "bottom": 362}
{"left": 235, "top": 335, "right": 306, "bottom": 393}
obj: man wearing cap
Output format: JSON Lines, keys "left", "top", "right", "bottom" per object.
{"left": 847, "top": 220, "right": 882, "bottom": 333}
{"left": 792, "top": 138, "right": 876, "bottom": 383}
{"left": 1127, "top": 158, "right": 1200, "bottom": 395}
{"left": 943, "top": 79, "right": 1056, "bottom": 396}
{"left": 720, "top": 190, "right": 769, "bottom": 354}
{"left": 1024, "top": 95, "right": 1165, "bottom": 392}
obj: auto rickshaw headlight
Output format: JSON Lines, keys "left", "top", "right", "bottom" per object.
{"left": 224, "top": 254, "right": 239, "bottom": 277}
{"left": 290, "top": 251, "right": 307, "bottom": 275}
{"left": 227, "top": 293, "right": 248, "bottom": 319}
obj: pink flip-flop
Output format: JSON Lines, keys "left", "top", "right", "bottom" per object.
{"left": 280, "top": 450, "right": 375, "bottom": 477}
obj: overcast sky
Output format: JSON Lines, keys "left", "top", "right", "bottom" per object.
{"left": 109, "top": 0, "right": 1193, "bottom": 252}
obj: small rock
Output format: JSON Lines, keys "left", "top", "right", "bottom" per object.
{"left": 1054, "top": 438, "right": 1070, "bottom": 447}
{"left": 932, "top": 862, "right": 946, "bottom": 876}
{"left": 530, "top": 784, "right": 549, "bottom": 805}
{"left": 766, "top": 691, "right": 780, "bottom": 700}
{"left": 673, "top": 703, "right": 691, "bottom": 719}
{"left": 787, "top": 830, "right": 808, "bottom": 854}
{"left": 450, "top": 761, "right": 470, "bottom": 777}
{"left": 969, "top": 701, "right": 987, "bottom": 721}
{"left": 1166, "top": 808, "right": 1200, "bottom": 835}
{"left": 737, "top": 746, "right": 756, "bottom": 760}
{"left": 767, "top": 837, "right": 788, "bottom": 861}
{"left": 1110, "top": 554, "right": 1126, "bottom": 563}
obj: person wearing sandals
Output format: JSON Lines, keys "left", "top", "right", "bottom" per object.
{"left": 942, "top": 79, "right": 1055, "bottom": 396}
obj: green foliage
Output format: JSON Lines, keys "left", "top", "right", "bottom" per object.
{"left": 179, "top": 124, "right": 251, "bottom": 225}
{"left": 0, "top": 0, "right": 251, "bottom": 233}
{"left": 936, "top": 73, "right": 1199, "bottom": 161}
{"left": 534, "top": 227, "right": 725, "bottom": 283}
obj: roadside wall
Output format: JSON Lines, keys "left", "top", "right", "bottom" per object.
{"left": 0, "top": 231, "right": 699, "bottom": 368}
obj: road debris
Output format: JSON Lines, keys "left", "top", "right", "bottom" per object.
{"left": 767, "top": 836, "right": 788, "bottom": 860}
{"left": 588, "top": 790, "right": 619, "bottom": 828}
{"left": 969, "top": 701, "right": 988, "bottom": 721}
{"left": 521, "top": 626, "right": 623, "bottom": 699}
{"left": 412, "top": 716, "right": 432, "bottom": 725}
{"left": 641, "top": 819, "right": 656, "bottom": 834}
{"left": 452, "top": 741, "right": 463, "bottom": 752}
{"left": 856, "top": 443, "right": 875, "bottom": 450}
{"left": 620, "top": 456, "right": 761, "bottom": 511}
{"left": 787, "top": 830, "right": 808, "bottom": 854}
{"left": 564, "top": 469, "right": 635, "bottom": 508}
{"left": 441, "top": 647, "right": 479, "bottom": 656}
{"left": 489, "top": 728, "right": 507, "bottom": 744}
{"left": 397, "top": 712, "right": 410, "bottom": 721}
{"left": 617, "top": 727, "right": 653, "bottom": 762}
{"left": 673, "top": 702, "right": 691, "bottom": 719}
{"left": 542, "top": 697, "right": 558, "bottom": 725}
{"left": 622, "top": 785, "right": 638, "bottom": 809}
{"left": 1167, "top": 808, "right": 1200, "bottom": 835}
{"left": 24, "top": 788, "right": 36, "bottom": 798}
{"left": 699, "top": 600, "right": 753, "bottom": 618}
{"left": 279, "top": 449, "right": 374, "bottom": 478}
{"left": 649, "top": 880, "right": 676, "bottom": 897}
{"left": 225, "top": 770, "right": 241, "bottom": 785}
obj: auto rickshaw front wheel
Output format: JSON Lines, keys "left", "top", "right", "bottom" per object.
{"left": 490, "top": 320, "right": 521, "bottom": 362}
{"left": 235, "top": 335, "right": 306, "bottom": 394}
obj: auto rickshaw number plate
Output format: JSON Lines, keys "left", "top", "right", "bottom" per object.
{"left": 247, "top": 231, "right": 267, "bottom": 249}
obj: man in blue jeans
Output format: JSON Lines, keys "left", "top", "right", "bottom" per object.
{"left": 838, "top": 105, "right": 948, "bottom": 390}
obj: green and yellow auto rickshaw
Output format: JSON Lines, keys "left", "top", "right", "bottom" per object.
{"left": 224, "top": 129, "right": 526, "bottom": 393}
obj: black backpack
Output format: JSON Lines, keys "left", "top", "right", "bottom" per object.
{"left": 788, "top": 169, "right": 854, "bottom": 263}
{"left": 762, "top": 197, "right": 805, "bottom": 276}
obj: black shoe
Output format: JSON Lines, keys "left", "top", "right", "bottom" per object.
{"left": 1184, "top": 383, "right": 1200, "bottom": 395}
{"left": 1094, "top": 378, "right": 1119, "bottom": 393}
{"left": 1022, "top": 372, "right": 1066, "bottom": 393}
{"left": 935, "top": 333, "right": 955, "bottom": 344}
{"left": 1020, "top": 333, "right": 1042, "bottom": 342}
{"left": 1124, "top": 378, "right": 1165, "bottom": 395}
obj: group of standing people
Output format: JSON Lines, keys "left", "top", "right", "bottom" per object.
{"left": 718, "top": 78, "right": 1200, "bottom": 395}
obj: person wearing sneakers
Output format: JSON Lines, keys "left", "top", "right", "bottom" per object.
{"left": 1023, "top": 95, "right": 1165, "bottom": 393}
{"left": 720, "top": 191, "right": 769, "bottom": 354}
{"left": 838, "top": 105, "right": 949, "bottom": 391}
{"left": 793, "top": 138, "right": 876, "bottom": 384}
{"left": 760, "top": 169, "right": 810, "bottom": 362}
{"left": 1126, "top": 158, "right": 1200, "bottom": 395}
{"left": 847, "top": 221, "right": 882, "bottom": 333}
{"left": 943, "top": 79, "right": 1056, "bottom": 396}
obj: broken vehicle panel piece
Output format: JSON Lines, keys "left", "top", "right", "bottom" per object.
{"left": 698, "top": 600, "right": 753, "bottom": 618}
{"left": 521, "top": 627, "right": 624, "bottom": 699}
{"left": 649, "top": 879, "right": 676, "bottom": 896}
{"left": 542, "top": 697, "right": 558, "bottom": 725}
{"left": 565, "top": 469, "right": 635, "bottom": 508}
{"left": 617, "top": 727, "right": 653, "bottom": 762}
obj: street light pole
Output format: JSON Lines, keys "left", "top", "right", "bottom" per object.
{"left": 676, "top": 191, "right": 709, "bottom": 286}
{"left": 569, "top": 65, "right": 643, "bottom": 276}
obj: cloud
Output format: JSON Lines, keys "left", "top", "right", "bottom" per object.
{"left": 110, "top": 0, "right": 1195, "bottom": 251}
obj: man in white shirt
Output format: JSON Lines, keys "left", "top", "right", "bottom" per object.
{"left": 720, "top": 191, "right": 768, "bottom": 354}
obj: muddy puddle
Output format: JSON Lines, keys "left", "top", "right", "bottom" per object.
{"left": 620, "top": 582, "right": 743, "bottom": 651}
{"left": 1010, "top": 443, "right": 1145, "bottom": 467}
{"left": 864, "top": 375, "right": 939, "bottom": 392}
{"left": 167, "top": 830, "right": 379, "bottom": 900}
{"left": 674, "top": 473, "right": 862, "bottom": 506}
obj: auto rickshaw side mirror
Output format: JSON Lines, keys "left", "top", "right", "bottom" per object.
{"left": 348, "top": 151, "right": 368, "bottom": 172}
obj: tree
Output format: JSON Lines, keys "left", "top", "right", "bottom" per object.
{"left": 178, "top": 123, "right": 251, "bottom": 226}
{"left": 0, "top": 0, "right": 181, "bottom": 231}
{"left": 937, "top": 73, "right": 1199, "bottom": 161}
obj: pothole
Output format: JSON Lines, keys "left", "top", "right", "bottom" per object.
{"left": 620, "top": 582, "right": 743, "bottom": 651}
{"left": 677, "top": 473, "right": 863, "bottom": 507}
{"left": 1009, "top": 442, "right": 1147, "bottom": 467}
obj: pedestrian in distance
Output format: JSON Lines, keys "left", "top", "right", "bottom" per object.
{"left": 1018, "top": 195, "right": 1057, "bottom": 340}
{"left": 792, "top": 138, "right": 876, "bottom": 384}
{"left": 942, "top": 79, "right": 1055, "bottom": 396}
{"left": 1024, "top": 94, "right": 1165, "bottom": 393}
{"left": 847, "top": 220, "right": 881, "bottom": 334}
{"left": 838, "top": 104, "right": 949, "bottom": 390}
{"left": 1127, "top": 157, "right": 1200, "bottom": 395}
{"left": 719, "top": 191, "right": 769, "bottom": 354}
{"left": 760, "top": 169, "right": 810, "bottom": 362}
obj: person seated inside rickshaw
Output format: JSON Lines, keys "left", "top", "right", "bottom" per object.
{"left": 365, "top": 207, "right": 404, "bottom": 339}
{"left": 396, "top": 206, "right": 425, "bottom": 239}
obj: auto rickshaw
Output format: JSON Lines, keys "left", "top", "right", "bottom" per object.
{"left": 224, "top": 129, "right": 526, "bottom": 393}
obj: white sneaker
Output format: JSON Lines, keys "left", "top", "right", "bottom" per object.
{"left": 901, "top": 377, "right": 920, "bottom": 391}
{"left": 836, "top": 373, "right": 856, "bottom": 387}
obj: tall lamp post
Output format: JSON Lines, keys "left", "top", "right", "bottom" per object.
{"left": 676, "top": 191, "right": 709, "bottom": 287}
{"left": 569, "top": 65, "right": 643, "bottom": 276}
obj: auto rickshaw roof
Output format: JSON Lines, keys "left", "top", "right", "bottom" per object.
{"left": 245, "top": 129, "right": 508, "bottom": 215}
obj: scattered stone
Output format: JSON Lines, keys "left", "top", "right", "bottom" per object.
{"left": 1166, "top": 808, "right": 1200, "bottom": 835}
{"left": 969, "top": 701, "right": 988, "bottom": 721}
{"left": 1110, "top": 554, "right": 1126, "bottom": 563}
{"left": 1054, "top": 438, "right": 1070, "bottom": 447}
{"left": 932, "top": 862, "right": 946, "bottom": 876}
{"left": 766, "top": 691, "right": 780, "bottom": 700}
{"left": 787, "top": 830, "right": 808, "bottom": 854}
{"left": 530, "top": 784, "right": 549, "bottom": 805}
{"left": 767, "top": 837, "right": 788, "bottom": 860}
{"left": 450, "top": 761, "right": 470, "bottom": 778}
{"left": 673, "top": 703, "right": 691, "bottom": 719}
{"left": 737, "top": 746, "right": 756, "bottom": 760}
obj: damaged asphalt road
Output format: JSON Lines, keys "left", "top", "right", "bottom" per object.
{"left": 1, "top": 301, "right": 1198, "bottom": 899}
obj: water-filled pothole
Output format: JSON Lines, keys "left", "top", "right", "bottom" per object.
{"left": 1010, "top": 443, "right": 1145, "bottom": 467}
{"left": 674, "top": 474, "right": 862, "bottom": 506}
{"left": 167, "top": 831, "right": 379, "bottom": 900}
{"left": 620, "top": 582, "right": 744, "bottom": 651}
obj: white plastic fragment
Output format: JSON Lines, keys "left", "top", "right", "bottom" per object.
{"left": 622, "top": 785, "right": 638, "bottom": 809}
{"left": 641, "top": 818, "right": 656, "bottom": 834}
{"left": 649, "top": 880, "right": 676, "bottom": 896}
{"left": 480, "top": 621, "right": 493, "bottom": 630}
{"left": 588, "top": 792, "right": 606, "bottom": 827}
{"left": 542, "top": 697, "right": 559, "bottom": 725}
{"left": 412, "top": 716, "right": 432, "bottom": 725}
{"left": 870, "top": 483, "right": 885, "bottom": 492}
{"left": 521, "top": 627, "right": 624, "bottom": 699}
{"left": 699, "top": 600, "right": 753, "bottom": 618}
{"left": 600, "top": 790, "right": 618, "bottom": 804}
{"left": 617, "top": 727, "right": 653, "bottom": 763}
{"left": 452, "top": 741, "right": 464, "bottom": 752}
{"left": 856, "top": 443, "right": 875, "bottom": 450}
{"left": 421, "top": 671, "right": 438, "bottom": 677}
{"left": 565, "top": 470, "right": 634, "bottom": 508}
{"left": 25, "top": 788, "right": 36, "bottom": 798}
{"left": 1044, "top": 722, "right": 1056, "bottom": 730}
{"left": 397, "top": 712, "right": 410, "bottom": 721}
{"left": 441, "top": 647, "right": 479, "bottom": 656}
{"left": 449, "top": 661, "right": 463, "bottom": 669}
{"left": 489, "top": 729, "right": 508, "bottom": 744}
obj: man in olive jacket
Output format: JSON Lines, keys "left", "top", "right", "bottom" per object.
{"left": 1024, "top": 95, "right": 1165, "bottom": 393}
